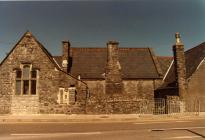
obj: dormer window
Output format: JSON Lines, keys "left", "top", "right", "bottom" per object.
{"left": 15, "top": 64, "right": 38, "bottom": 95}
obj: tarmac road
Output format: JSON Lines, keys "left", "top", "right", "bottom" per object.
{"left": 0, "top": 119, "right": 205, "bottom": 140}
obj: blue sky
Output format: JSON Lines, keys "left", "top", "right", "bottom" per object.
{"left": 0, "top": 0, "right": 205, "bottom": 61}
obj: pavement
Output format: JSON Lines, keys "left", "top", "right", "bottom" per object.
{"left": 0, "top": 112, "right": 205, "bottom": 123}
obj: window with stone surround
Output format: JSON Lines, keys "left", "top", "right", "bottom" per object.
{"left": 57, "top": 88, "right": 69, "bottom": 104}
{"left": 15, "top": 64, "right": 38, "bottom": 95}
{"left": 57, "top": 87, "right": 76, "bottom": 105}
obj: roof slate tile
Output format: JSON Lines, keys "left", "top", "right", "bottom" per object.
{"left": 54, "top": 47, "right": 166, "bottom": 79}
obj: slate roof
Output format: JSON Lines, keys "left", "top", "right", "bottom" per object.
{"left": 54, "top": 47, "right": 166, "bottom": 79}
{"left": 157, "top": 56, "right": 173, "bottom": 76}
{"left": 53, "top": 56, "right": 63, "bottom": 67}
{"left": 185, "top": 42, "right": 205, "bottom": 78}
{"left": 163, "top": 42, "right": 205, "bottom": 87}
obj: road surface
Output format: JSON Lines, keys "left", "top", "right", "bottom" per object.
{"left": 0, "top": 119, "right": 205, "bottom": 140}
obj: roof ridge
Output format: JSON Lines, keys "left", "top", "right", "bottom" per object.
{"left": 0, "top": 31, "right": 29, "bottom": 66}
{"left": 185, "top": 42, "right": 205, "bottom": 54}
{"left": 148, "top": 48, "right": 163, "bottom": 77}
{"left": 119, "top": 48, "right": 149, "bottom": 50}
{"left": 70, "top": 47, "right": 150, "bottom": 51}
{"left": 0, "top": 31, "right": 60, "bottom": 70}
{"left": 71, "top": 48, "right": 106, "bottom": 50}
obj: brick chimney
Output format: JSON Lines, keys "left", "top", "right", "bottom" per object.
{"left": 105, "top": 41, "right": 123, "bottom": 94}
{"left": 173, "top": 33, "right": 187, "bottom": 99}
{"left": 62, "top": 41, "right": 70, "bottom": 72}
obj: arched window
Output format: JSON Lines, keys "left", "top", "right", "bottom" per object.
{"left": 23, "top": 66, "right": 30, "bottom": 79}
{"left": 15, "top": 64, "right": 38, "bottom": 95}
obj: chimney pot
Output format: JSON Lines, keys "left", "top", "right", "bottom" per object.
{"left": 62, "top": 41, "right": 70, "bottom": 46}
{"left": 175, "top": 32, "right": 182, "bottom": 45}
{"left": 107, "top": 41, "right": 119, "bottom": 46}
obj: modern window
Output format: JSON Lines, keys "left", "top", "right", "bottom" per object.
{"left": 15, "top": 64, "right": 38, "bottom": 95}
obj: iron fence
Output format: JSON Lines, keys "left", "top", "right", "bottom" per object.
{"left": 142, "top": 98, "right": 200, "bottom": 115}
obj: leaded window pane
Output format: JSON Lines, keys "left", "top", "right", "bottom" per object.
{"left": 16, "top": 70, "right": 22, "bottom": 78}
{"left": 31, "top": 70, "right": 37, "bottom": 78}
{"left": 23, "top": 66, "right": 30, "bottom": 79}
{"left": 15, "top": 80, "right": 21, "bottom": 95}
{"left": 23, "top": 80, "right": 29, "bottom": 95}
{"left": 31, "top": 80, "right": 36, "bottom": 95}
{"left": 15, "top": 65, "right": 38, "bottom": 95}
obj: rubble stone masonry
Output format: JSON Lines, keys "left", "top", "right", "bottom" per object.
{"left": 0, "top": 32, "right": 87, "bottom": 114}
{"left": 173, "top": 33, "right": 187, "bottom": 99}
{"left": 105, "top": 41, "right": 123, "bottom": 94}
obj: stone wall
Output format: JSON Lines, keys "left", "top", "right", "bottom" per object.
{"left": 0, "top": 66, "right": 12, "bottom": 114}
{"left": 11, "top": 95, "right": 39, "bottom": 114}
{"left": 0, "top": 32, "right": 87, "bottom": 114}
{"left": 85, "top": 79, "right": 156, "bottom": 98}
{"left": 85, "top": 80, "right": 105, "bottom": 95}
{"left": 85, "top": 79, "right": 157, "bottom": 114}
{"left": 123, "top": 80, "right": 155, "bottom": 99}
{"left": 86, "top": 95, "right": 154, "bottom": 114}
{"left": 187, "top": 59, "right": 205, "bottom": 111}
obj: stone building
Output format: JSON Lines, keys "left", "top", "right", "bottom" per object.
{"left": 55, "top": 41, "right": 172, "bottom": 113}
{"left": 0, "top": 31, "right": 179, "bottom": 114}
{"left": 0, "top": 31, "right": 88, "bottom": 114}
{"left": 155, "top": 33, "right": 205, "bottom": 111}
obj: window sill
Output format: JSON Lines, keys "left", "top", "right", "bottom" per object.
{"left": 13, "top": 94, "right": 39, "bottom": 96}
